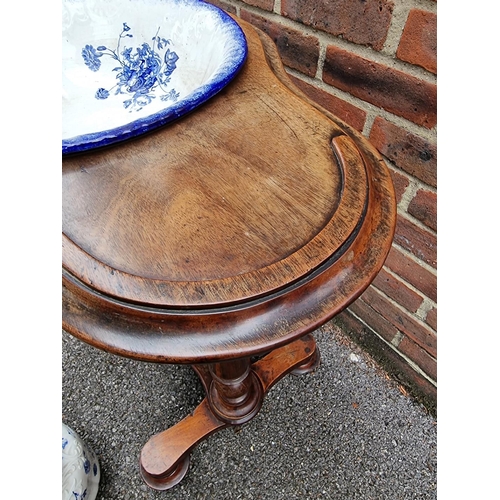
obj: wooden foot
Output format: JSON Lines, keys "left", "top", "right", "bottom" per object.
{"left": 140, "top": 452, "right": 190, "bottom": 490}
{"left": 140, "top": 335, "right": 319, "bottom": 490}
{"left": 291, "top": 345, "right": 320, "bottom": 375}
{"left": 140, "top": 399, "right": 228, "bottom": 490}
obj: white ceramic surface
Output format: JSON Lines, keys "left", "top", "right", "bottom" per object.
{"left": 62, "top": 423, "right": 100, "bottom": 500}
{"left": 62, "top": 0, "right": 247, "bottom": 154}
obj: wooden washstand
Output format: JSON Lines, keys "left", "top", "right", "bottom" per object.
{"left": 62, "top": 19, "right": 396, "bottom": 490}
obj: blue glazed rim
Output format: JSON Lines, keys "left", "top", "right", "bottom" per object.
{"left": 62, "top": 0, "right": 248, "bottom": 155}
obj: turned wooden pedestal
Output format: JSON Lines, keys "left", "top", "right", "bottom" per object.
{"left": 62, "top": 19, "right": 396, "bottom": 491}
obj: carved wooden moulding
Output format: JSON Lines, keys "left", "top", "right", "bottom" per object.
{"left": 62, "top": 16, "right": 396, "bottom": 491}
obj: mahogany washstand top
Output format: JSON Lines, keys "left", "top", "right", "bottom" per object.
{"left": 63, "top": 19, "right": 396, "bottom": 491}
{"left": 62, "top": 21, "right": 395, "bottom": 368}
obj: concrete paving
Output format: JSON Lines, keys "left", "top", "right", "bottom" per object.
{"left": 62, "top": 319, "right": 437, "bottom": 500}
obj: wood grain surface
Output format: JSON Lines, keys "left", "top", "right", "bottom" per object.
{"left": 62, "top": 19, "right": 396, "bottom": 363}
{"left": 63, "top": 20, "right": 366, "bottom": 307}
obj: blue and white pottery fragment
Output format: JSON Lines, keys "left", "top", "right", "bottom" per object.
{"left": 62, "top": 0, "right": 248, "bottom": 154}
{"left": 62, "top": 423, "right": 100, "bottom": 500}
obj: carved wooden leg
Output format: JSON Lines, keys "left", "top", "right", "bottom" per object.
{"left": 253, "top": 334, "right": 320, "bottom": 389}
{"left": 139, "top": 334, "right": 319, "bottom": 490}
{"left": 140, "top": 400, "right": 228, "bottom": 490}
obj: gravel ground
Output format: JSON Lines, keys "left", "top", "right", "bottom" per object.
{"left": 62, "top": 320, "right": 437, "bottom": 500}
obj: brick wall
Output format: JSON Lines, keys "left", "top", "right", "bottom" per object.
{"left": 207, "top": 0, "right": 437, "bottom": 410}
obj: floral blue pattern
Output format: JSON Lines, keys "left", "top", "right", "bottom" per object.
{"left": 63, "top": 0, "right": 248, "bottom": 155}
{"left": 62, "top": 422, "right": 100, "bottom": 500}
{"left": 82, "top": 23, "right": 180, "bottom": 112}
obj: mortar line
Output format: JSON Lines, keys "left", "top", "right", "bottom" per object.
{"left": 285, "top": 68, "right": 437, "bottom": 142}
{"left": 415, "top": 299, "right": 435, "bottom": 321}
{"left": 366, "top": 285, "right": 436, "bottom": 334}
{"left": 381, "top": 265, "right": 436, "bottom": 308}
{"left": 235, "top": 2, "right": 436, "bottom": 84}
{"left": 348, "top": 309, "right": 437, "bottom": 387}
{"left": 392, "top": 243, "right": 437, "bottom": 276}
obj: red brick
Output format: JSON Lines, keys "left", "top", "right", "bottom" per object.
{"left": 388, "top": 167, "right": 410, "bottom": 204}
{"left": 395, "top": 215, "right": 436, "bottom": 268}
{"left": 323, "top": 46, "right": 437, "bottom": 128}
{"left": 281, "top": 0, "right": 394, "bottom": 51}
{"left": 369, "top": 117, "right": 437, "bottom": 187}
{"left": 425, "top": 307, "right": 437, "bottom": 331}
{"left": 240, "top": 0, "right": 274, "bottom": 11}
{"left": 408, "top": 189, "right": 437, "bottom": 232}
{"left": 240, "top": 10, "right": 320, "bottom": 77}
{"left": 206, "top": 0, "right": 237, "bottom": 14}
{"left": 349, "top": 295, "right": 399, "bottom": 344}
{"left": 287, "top": 75, "right": 366, "bottom": 132}
{"left": 398, "top": 335, "right": 437, "bottom": 380}
{"left": 336, "top": 310, "right": 437, "bottom": 412}
{"left": 384, "top": 247, "right": 436, "bottom": 302}
{"left": 359, "top": 287, "right": 437, "bottom": 357}
{"left": 372, "top": 269, "right": 424, "bottom": 313}
{"left": 397, "top": 10, "right": 437, "bottom": 74}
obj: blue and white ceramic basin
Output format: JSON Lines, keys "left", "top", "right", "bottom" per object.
{"left": 62, "top": 0, "right": 247, "bottom": 154}
{"left": 62, "top": 423, "right": 100, "bottom": 500}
